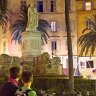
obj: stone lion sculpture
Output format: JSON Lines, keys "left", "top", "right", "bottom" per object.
{"left": 51, "top": 57, "right": 61, "bottom": 65}
{"left": 34, "top": 52, "right": 50, "bottom": 65}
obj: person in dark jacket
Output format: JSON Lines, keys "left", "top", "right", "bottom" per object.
{"left": 0, "top": 66, "right": 21, "bottom": 96}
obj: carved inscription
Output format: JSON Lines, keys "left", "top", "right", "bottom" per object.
{"left": 31, "top": 39, "right": 39, "bottom": 49}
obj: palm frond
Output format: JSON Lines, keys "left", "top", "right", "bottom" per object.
{"left": 0, "top": 12, "right": 8, "bottom": 26}
{"left": 82, "top": 28, "right": 89, "bottom": 33}
{"left": 10, "top": 20, "right": 26, "bottom": 44}
{"left": 41, "top": 33, "right": 48, "bottom": 44}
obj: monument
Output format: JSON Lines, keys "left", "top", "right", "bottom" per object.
{"left": 21, "top": 3, "right": 63, "bottom": 75}
{"left": 22, "top": 3, "right": 41, "bottom": 67}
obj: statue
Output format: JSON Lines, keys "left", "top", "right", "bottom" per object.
{"left": 26, "top": 3, "right": 38, "bottom": 30}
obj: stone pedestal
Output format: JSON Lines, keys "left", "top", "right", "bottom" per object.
{"left": 22, "top": 29, "right": 42, "bottom": 62}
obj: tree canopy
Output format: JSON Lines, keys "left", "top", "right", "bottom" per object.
{"left": 0, "top": 0, "right": 8, "bottom": 26}
{"left": 78, "top": 14, "right": 96, "bottom": 57}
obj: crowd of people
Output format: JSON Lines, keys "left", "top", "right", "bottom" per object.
{"left": 0, "top": 66, "right": 37, "bottom": 96}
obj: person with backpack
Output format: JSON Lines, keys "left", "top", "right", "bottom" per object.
{"left": 0, "top": 66, "right": 21, "bottom": 96}
{"left": 15, "top": 70, "right": 37, "bottom": 96}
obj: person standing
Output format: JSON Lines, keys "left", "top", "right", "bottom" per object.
{"left": 0, "top": 66, "right": 21, "bottom": 96}
{"left": 15, "top": 71, "right": 37, "bottom": 96}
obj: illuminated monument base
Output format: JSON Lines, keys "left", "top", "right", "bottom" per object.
{"left": 22, "top": 29, "right": 41, "bottom": 61}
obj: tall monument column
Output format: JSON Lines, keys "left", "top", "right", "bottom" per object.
{"left": 21, "top": 2, "right": 41, "bottom": 63}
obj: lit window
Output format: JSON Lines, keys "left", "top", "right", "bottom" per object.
{"left": 51, "top": 41, "right": 57, "bottom": 51}
{"left": 51, "top": 22, "right": 57, "bottom": 32}
{"left": 20, "top": 0, "right": 26, "bottom": 10}
{"left": 50, "top": 0, "right": 56, "bottom": 12}
{"left": 86, "top": 61, "right": 94, "bottom": 68}
{"left": 85, "top": 2, "right": 92, "bottom": 10}
{"left": 37, "top": 1, "right": 43, "bottom": 12}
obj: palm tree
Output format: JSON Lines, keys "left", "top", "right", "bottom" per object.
{"left": 0, "top": 0, "right": 8, "bottom": 26}
{"left": 0, "top": 13, "right": 8, "bottom": 26}
{"left": 65, "top": 0, "right": 74, "bottom": 92}
{"left": 10, "top": 6, "right": 50, "bottom": 44}
{"left": 78, "top": 14, "right": 96, "bottom": 57}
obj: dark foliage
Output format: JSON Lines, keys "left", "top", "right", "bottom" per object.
{"left": 0, "top": 0, "right": 7, "bottom": 14}
{"left": 0, "top": 0, "right": 8, "bottom": 26}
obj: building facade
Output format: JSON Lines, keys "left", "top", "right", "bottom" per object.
{"left": 76, "top": 0, "right": 96, "bottom": 79}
